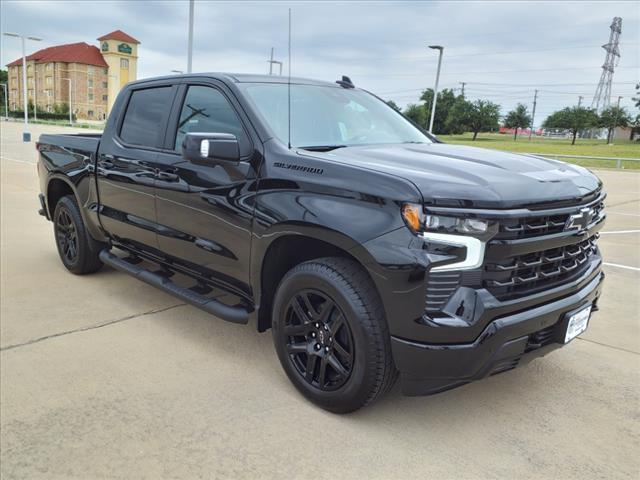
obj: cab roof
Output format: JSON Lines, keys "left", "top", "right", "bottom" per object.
{"left": 130, "top": 72, "right": 341, "bottom": 88}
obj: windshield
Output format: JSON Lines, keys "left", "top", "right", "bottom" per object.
{"left": 240, "top": 83, "right": 432, "bottom": 149}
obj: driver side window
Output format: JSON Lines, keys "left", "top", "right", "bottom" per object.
{"left": 174, "top": 85, "right": 250, "bottom": 157}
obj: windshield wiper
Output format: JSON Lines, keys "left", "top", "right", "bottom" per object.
{"left": 298, "top": 145, "right": 347, "bottom": 152}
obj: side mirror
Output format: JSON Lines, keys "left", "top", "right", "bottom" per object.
{"left": 182, "top": 132, "right": 240, "bottom": 164}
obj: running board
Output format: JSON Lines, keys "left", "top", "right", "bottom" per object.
{"left": 99, "top": 250, "right": 249, "bottom": 325}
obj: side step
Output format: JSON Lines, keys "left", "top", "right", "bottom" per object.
{"left": 99, "top": 250, "right": 249, "bottom": 325}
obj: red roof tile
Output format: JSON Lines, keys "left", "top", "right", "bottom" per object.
{"left": 97, "top": 30, "right": 140, "bottom": 44}
{"left": 6, "top": 42, "right": 108, "bottom": 68}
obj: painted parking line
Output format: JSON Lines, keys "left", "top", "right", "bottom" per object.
{"left": 600, "top": 230, "right": 640, "bottom": 235}
{"left": 0, "top": 156, "right": 35, "bottom": 165}
{"left": 607, "top": 211, "right": 640, "bottom": 217}
{"left": 603, "top": 262, "right": 640, "bottom": 272}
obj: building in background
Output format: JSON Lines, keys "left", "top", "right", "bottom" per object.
{"left": 6, "top": 30, "right": 139, "bottom": 120}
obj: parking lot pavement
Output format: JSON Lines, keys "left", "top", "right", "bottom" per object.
{"left": 1, "top": 122, "right": 639, "bottom": 479}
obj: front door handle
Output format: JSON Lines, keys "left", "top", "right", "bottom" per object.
{"left": 157, "top": 171, "right": 180, "bottom": 182}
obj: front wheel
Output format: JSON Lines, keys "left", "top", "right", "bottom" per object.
{"left": 272, "top": 257, "right": 397, "bottom": 413}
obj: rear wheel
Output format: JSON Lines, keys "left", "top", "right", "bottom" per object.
{"left": 272, "top": 257, "right": 397, "bottom": 413}
{"left": 53, "top": 195, "right": 104, "bottom": 274}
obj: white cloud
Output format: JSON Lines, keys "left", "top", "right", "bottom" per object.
{"left": 1, "top": 0, "right": 638, "bottom": 122}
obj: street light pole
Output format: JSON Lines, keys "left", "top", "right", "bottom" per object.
{"left": 187, "top": 0, "right": 194, "bottom": 73}
{"left": 529, "top": 89, "right": 538, "bottom": 141}
{"left": 428, "top": 45, "right": 443, "bottom": 134}
{"left": 33, "top": 64, "right": 38, "bottom": 122}
{"left": 4, "top": 32, "right": 42, "bottom": 141}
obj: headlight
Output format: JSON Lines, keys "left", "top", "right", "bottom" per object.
{"left": 402, "top": 203, "right": 488, "bottom": 235}
{"left": 426, "top": 214, "right": 488, "bottom": 234}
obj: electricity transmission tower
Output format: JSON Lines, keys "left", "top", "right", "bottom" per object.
{"left": 591, "top": 17, "right": 622, "bottom": 114}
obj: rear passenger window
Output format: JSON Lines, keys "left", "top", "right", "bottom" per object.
{"left": 174, "top": 86, "right": 250, "bottom": 156}
{"left": 120, "top": 87, "right": 173, "bottom": 148}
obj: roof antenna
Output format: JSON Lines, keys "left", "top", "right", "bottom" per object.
{"left": 287, "top": 7, "right": 292, "bottom": 150}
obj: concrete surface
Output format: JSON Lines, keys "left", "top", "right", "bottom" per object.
{"left": 1, "top": 121, "right": 639, "bottom": 479}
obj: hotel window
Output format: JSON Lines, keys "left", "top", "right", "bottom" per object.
{"left": 88, "top": 110, "right": 94, "bottom": 118}
{"left": 28, "top": 78, "right": 34, "bottom": 88}
{"left": 102, "top": 94, "right": 108, "bottom": 101}
{"left": 88, "top": 79, "right": 94, "bottom": 88}
{"left": 120, "top": 58, "right": 129, "bottom": 69}
{"left": 102, "top": 81, "right": 108, "bottom": 88}
{"left": 88, "top": 93, "right": 94, "bottom": 102}
{"left": 88, "top": 66, "right": 94, "bottom": 74}
{"left": 45, "top": 76, "right": 52, "bottom": 87}
{"left": 103, "top": 68, "right": 108, "bottom": 75}
{"left": 27, "top": 65, "right": 33, "bottom": 75}
{"left": 46, "top": 63, "right": 53, "bottom": 72}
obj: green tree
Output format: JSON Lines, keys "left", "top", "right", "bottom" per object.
{"left": 599, "top": 105, "right": 631, "bottom": 143}
{"left": 464, "top": 100, "right": 501, "bottom": 140}
{"left": 403, "top": 103, "right": 427, "bottom": 129}
{"left": 0, "top": 69, "right": 7, "bottom": 114}
{"left": 420, "top": 88, "right": 458, "bottom": 134}
{"left": 503, "top": 103, "right": 532, "bottom": 141}
{"left": 53, "top": 103, "right": 70, "bottom": 115}
{"left": 633, "top": 83, "right": 640, "bottom": 109}
{"left": 444, "top": 98, "right": 471, "bottom": 135}
{"left": 386, "top": 100, "right": 401, "bottom": 112}
{"left": 543, "top": 107, "right": 599, "bottom": 145}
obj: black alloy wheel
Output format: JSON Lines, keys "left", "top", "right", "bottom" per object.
{"left": 272, "top": 257, "right": 398, "bottom": 413}
{"left": 52, "top": 195, "right": 105, "bottom": 274}
{"left": 55, "top": 207, "right": 79, "bottom": 263}
{"left": 284, "top": 290, "right": 354, "bottom": 391}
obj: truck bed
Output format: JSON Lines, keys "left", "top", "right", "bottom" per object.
{"left": 38, "top": 133, "right": 103, "bottom": 170}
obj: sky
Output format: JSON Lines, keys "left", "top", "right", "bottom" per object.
{"left": 1, "top": 0, "right": 639, "bottom": 126}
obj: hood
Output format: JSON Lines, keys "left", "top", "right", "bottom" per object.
{"left": 306, "top": 143, "right": 602, "bottom": 209}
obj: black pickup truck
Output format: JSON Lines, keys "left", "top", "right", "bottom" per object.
{"left": 37, "top": 73, "right": 605, "bottom": 412}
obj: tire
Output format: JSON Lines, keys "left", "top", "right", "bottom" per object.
{"left": 53, "top": 195, "right": 105, "bottom": 274}
{"left": 272, "top": 257, "right": 397, "bottom": 413}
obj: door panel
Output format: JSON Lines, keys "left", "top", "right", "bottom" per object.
{"left": 155, "top": 153, "right": 256, "bottom": 296}
{"left": 96, "top": 150, "right": 158, "bottom": 249}
{"left": 153, "top": 84, "right": 258, "bottom": 296}
{"left": 96, "top": 84, "right": 176, "bottom": 251}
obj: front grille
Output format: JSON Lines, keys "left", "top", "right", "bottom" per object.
{"left": 496, "top": 200, "right": 605, "bottom": 240}
{"left": 484, "top": 234, "right": 599, "bottom": 300}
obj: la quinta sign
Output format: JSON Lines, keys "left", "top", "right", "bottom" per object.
{"left": 118, "top": 43, "right": 132, "bottom": 54}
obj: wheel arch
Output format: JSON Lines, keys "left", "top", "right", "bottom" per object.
{"left": 46, "top": 176, "right": 76, "bottom": 217}
{"left": 254, "top": 227, "right": 380, "bottom": 332}
{"left": 45, "top": 174, "right": 107, "bottom": 243}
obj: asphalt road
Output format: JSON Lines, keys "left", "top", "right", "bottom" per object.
{"left": 1, "top": 121, "right": 639, "bottom": 479}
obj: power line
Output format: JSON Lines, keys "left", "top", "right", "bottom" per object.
{"left": 342, "top": 42, "right": 640, "bottom": 62}
{"left": 353, "top": 65, "right": 639, "bottom": 78}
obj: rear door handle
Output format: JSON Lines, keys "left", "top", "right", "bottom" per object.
{"left": 157, "top": 171, "right": 180, "bottom": 182}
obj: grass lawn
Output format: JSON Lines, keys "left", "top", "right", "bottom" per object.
{"left": 438, "top": 133, "right": 640, "bottom": 170}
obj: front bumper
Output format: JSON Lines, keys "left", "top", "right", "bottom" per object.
{"left": 392, "top": 269, "right": 604, "bottom": 396}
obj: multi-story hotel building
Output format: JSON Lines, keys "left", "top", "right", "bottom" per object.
{"left": 6, "top": 30, "right": 139, "bottom": 120}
